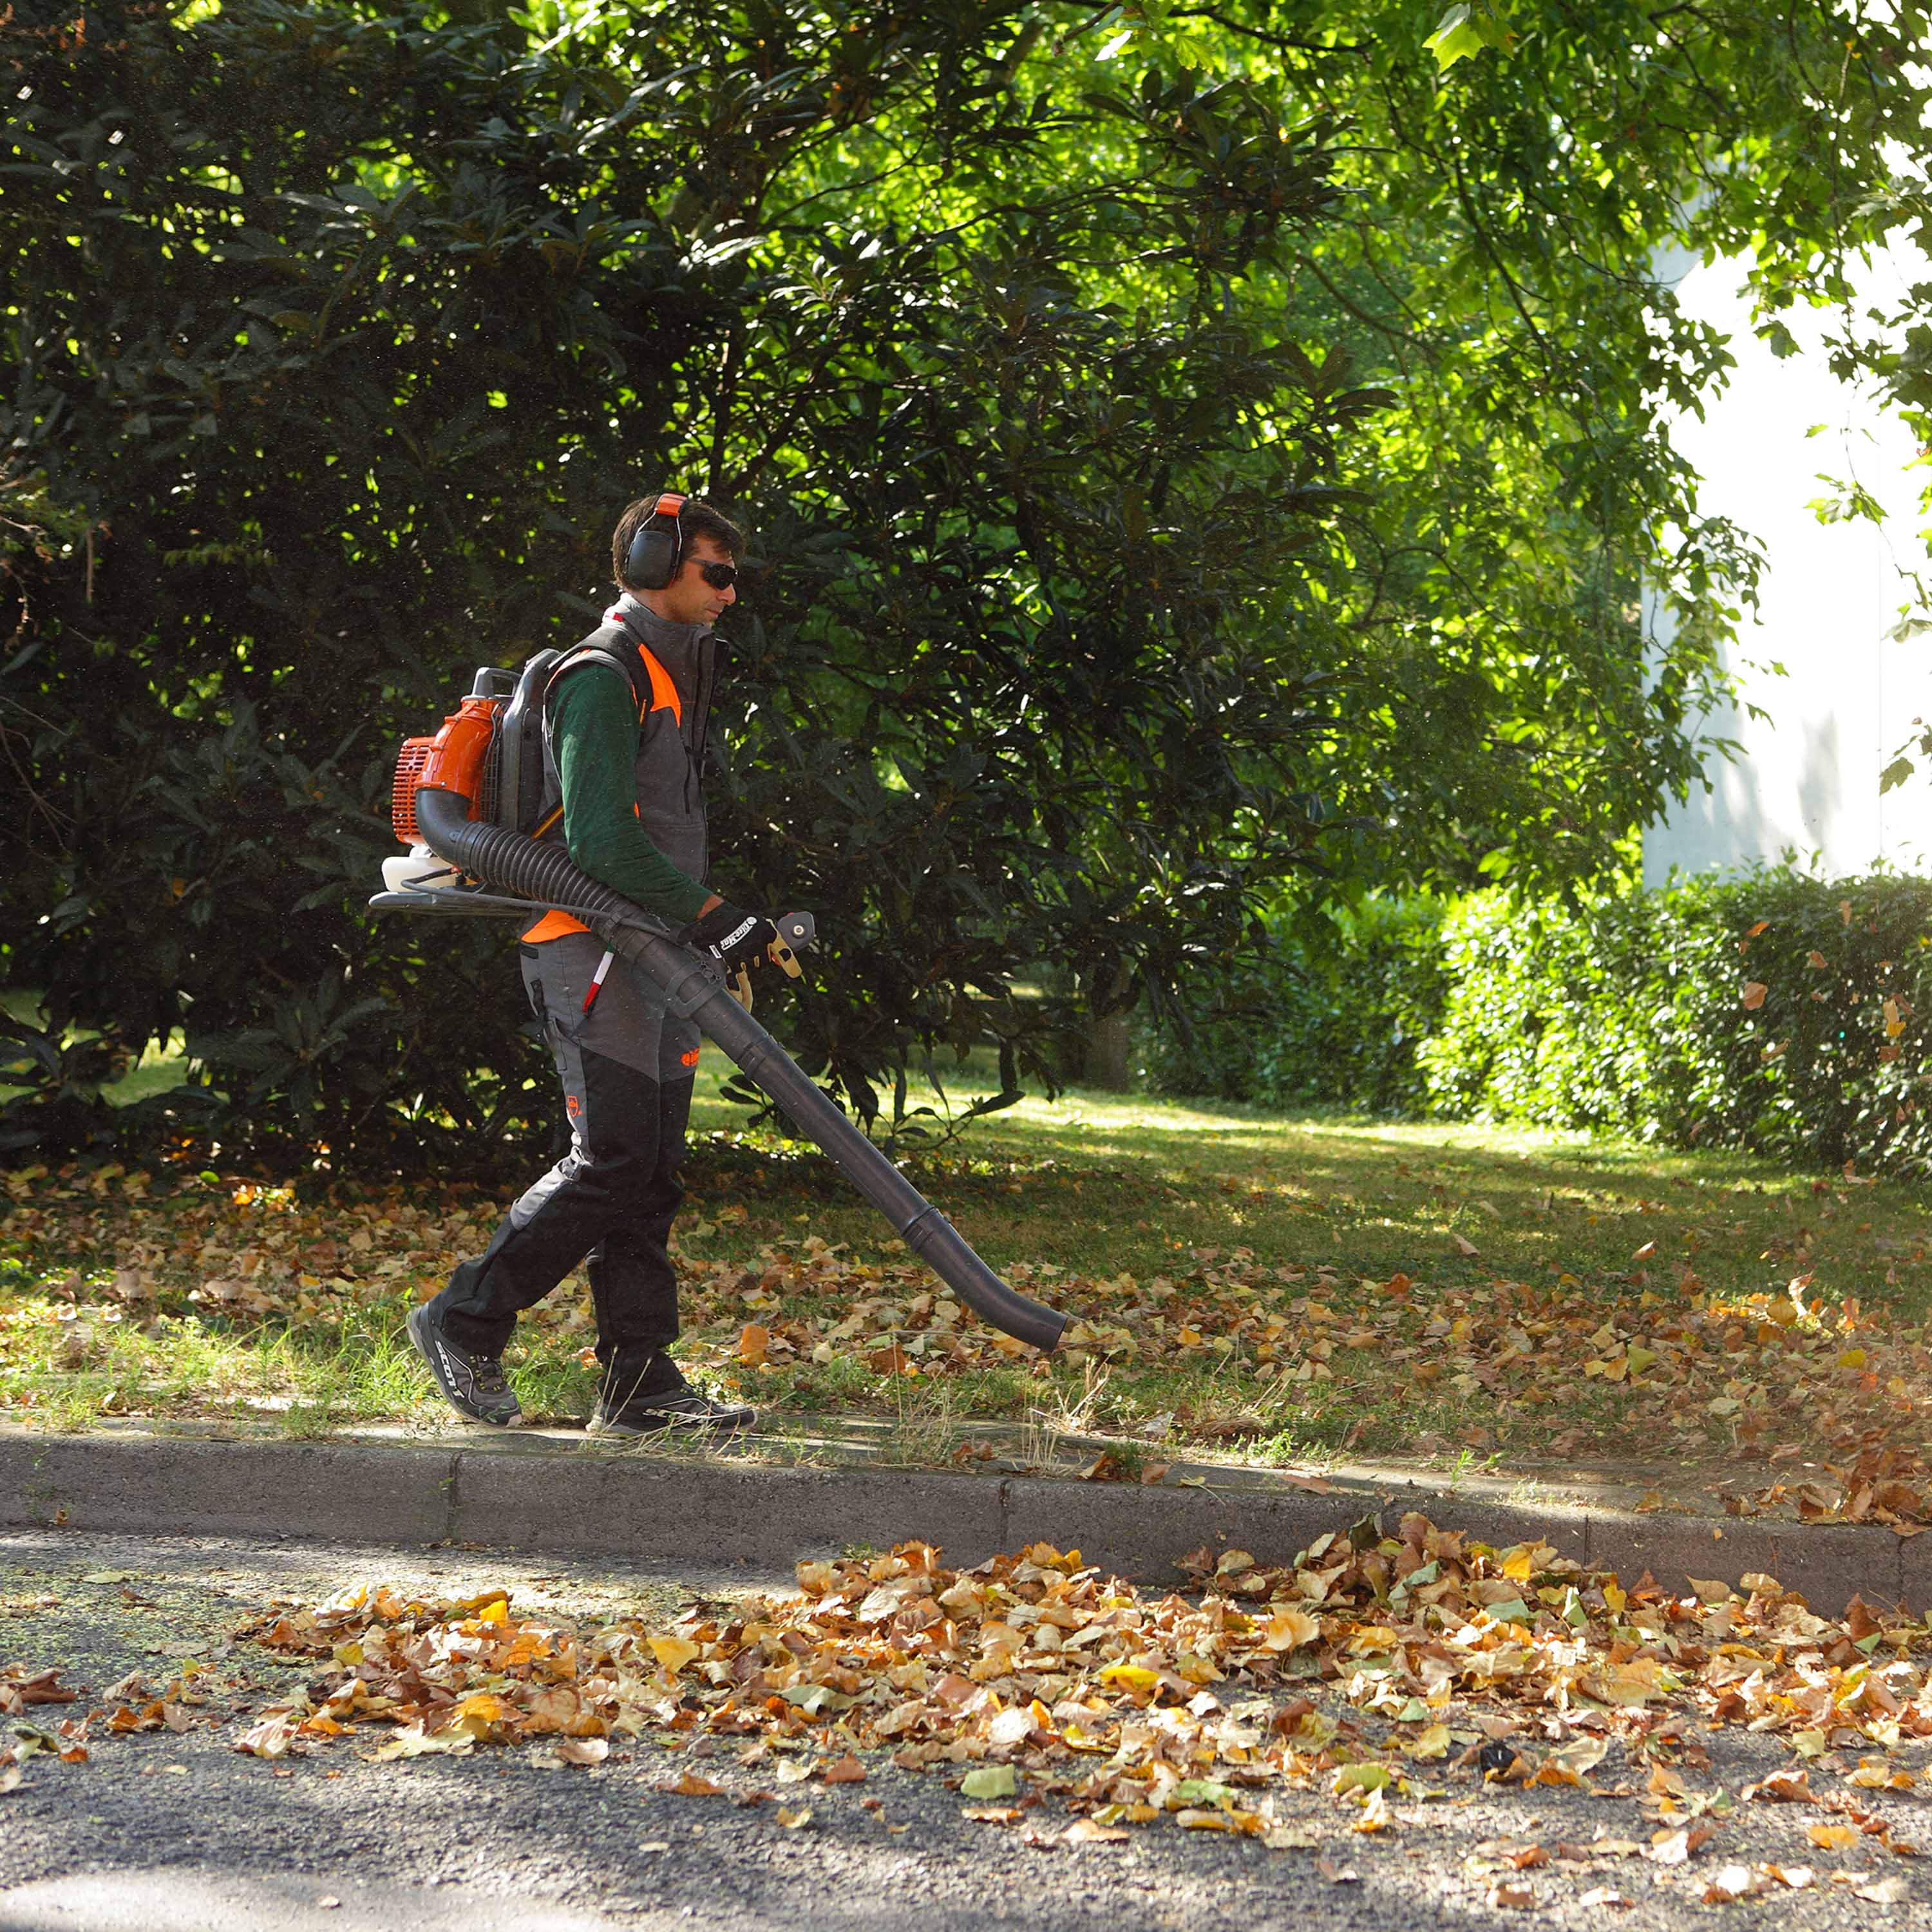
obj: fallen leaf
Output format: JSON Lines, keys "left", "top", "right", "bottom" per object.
{"left": 1853, "top": 1875, "right": 1909, "bottom": 1904}
{"left": 658, "top": 1772, "right": 723, "bottom": 1797}
{"left": 1264, "top": 1823, "right": 1322, "bottom": 1851}
{"left": 960, "top": 1765, "right": 1017, "bottom": 1801}
{"left": 232, "top": 1715, "right": 298, "bottom": 1760}
{"left": 1742, "top": 1768, "right": 1812, "bottom": 1803}
{"left": 775, "top": 1806, "right": 813, "bottom": 1830}
{"left": 1702, "top": 1864, "right": 1765, "bottom": 1904}
{"left": 1807, "top": 1824, "right": 1860, "bottom": 1850}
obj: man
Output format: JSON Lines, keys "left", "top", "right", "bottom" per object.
{"left": 408, "top": 492, "right": 781, "bottom": 1435}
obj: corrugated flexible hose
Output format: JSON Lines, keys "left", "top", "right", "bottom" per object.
{"left": 408, "top": 786, "right": 1068, "bottom": 1353}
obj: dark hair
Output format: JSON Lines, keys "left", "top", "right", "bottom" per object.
{"left": 611, "top": 493, "right": 746, "bottom": 590}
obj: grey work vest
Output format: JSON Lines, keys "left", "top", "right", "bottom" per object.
{"left": 537, "top": 596, "right": 715, "bottom": 893}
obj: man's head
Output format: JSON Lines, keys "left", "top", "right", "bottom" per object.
{"left": 611, "top": 493, "right": 746, "bottom": 629}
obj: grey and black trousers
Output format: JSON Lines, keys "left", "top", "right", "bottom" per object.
{"left": 430, "top": 931, "right": 700, "bottom": 1380}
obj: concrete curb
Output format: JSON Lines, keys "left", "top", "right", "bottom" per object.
{"left": 1, "top": 1425, "right": 1922, "bottom": 1611}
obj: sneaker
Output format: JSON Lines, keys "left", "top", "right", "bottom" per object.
{"left": 408, "top": 1303, "right": 522, "bottom": 1427}
{"left": 588, "top": 1356, "right": 755, "bottom": 1437}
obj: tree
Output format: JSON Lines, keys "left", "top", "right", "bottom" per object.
{"left": 5, "top": 0, "right": 1924, "bottom": 1162}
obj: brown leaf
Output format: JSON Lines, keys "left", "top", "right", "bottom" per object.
{"left": 658, "top": 1772, "right": 723, "bottom": 1797}
{"left": 1741, "top": 981, "right": 1768, "bottom": 1010}
{"left": 822, "top": 1754, "right": 867, "bottom": 1784}
{"left": 1062, "top": 1818, "right": 1130, "bottom": 1845}
{"left": 1741, "top": 1768, "right": 1811, "bottom": 1804}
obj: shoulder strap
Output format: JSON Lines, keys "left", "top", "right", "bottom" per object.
{"left": 544, "top": 625, "right": 682, "bottom": 725}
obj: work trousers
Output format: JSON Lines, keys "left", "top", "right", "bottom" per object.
{"left": 431, "top": 934, "right": 701, "bottom": 1370}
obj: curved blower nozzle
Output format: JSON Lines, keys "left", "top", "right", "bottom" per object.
{"left": 401, "top": 786, "right": 1068, "bottom": 1354}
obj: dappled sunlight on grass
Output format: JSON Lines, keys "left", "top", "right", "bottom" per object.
{"left": 7, "top": 1063, "right": 1932, "bottom": 1499}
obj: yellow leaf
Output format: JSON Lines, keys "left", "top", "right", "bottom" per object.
{"left": 650, "top": 1636, "right": 701, "bottom": 1674}
{"left": 1098, "top": 1663, "right": 1160, "bottom": 1692}
{"left": 1501, "top": 1549, "right": 1534, "bottom": 1582}
{"left": 1352, "top": 1788, "right": 1390, "bottom": 1833}
{"left": 1604, "top": 1581, "right": 1627, "bottom": 1616}
{"left": 960, "top": 1765, "right": 1018, "bottom": 1800}
{"left": 1262, "top": 1608, "right": 1321, "bottom": 1651}
{"left": 1807, "top": 1823, "right": 1859, "bottom": 1850}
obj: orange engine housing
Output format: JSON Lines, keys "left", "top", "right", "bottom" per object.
{"left": 391, "top": 694, "right": 497, "bottom": 846}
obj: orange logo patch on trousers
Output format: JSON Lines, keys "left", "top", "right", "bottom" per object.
{"left": 565, "top": 1093, "right": 582, "bottom": 1117}
{"left": 680, "top": 1048, "right": 701, "bottom": 1068}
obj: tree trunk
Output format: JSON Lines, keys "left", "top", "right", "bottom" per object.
{"left": 1083, "top": 1007, "right": 1133, "bottom": 1090}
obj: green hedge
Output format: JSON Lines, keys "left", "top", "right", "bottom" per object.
{"left": 1140, "top": 896, "right": 1448, "bottom": 1113}
{"left": 1148, "top": 870, "right": 1932, "bottom": 1174}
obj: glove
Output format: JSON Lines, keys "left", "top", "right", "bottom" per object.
{"left": 692, "top": 899, "right": 779, "bottom": 970}
{"left": 726, "top": 963, "right": 755, "bottom": 1014}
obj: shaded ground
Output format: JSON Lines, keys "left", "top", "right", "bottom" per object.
{"left": 2, "top": 1521, "right": 1930, "bottom": 1931}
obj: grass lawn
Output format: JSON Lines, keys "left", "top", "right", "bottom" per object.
{"left": 5, "top": 1048, "right": 1932, "bottom": 1517}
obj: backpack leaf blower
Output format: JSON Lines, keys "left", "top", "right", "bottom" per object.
{"left": 370, "top": 667, "right": 1068, "bottom": 1356}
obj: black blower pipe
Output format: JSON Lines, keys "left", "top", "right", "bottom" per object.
{"left": 410, "top": 787, "right": 1068, "bottom": 1354}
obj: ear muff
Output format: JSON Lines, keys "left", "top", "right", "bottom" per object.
{"left": 624, "top": 491, "right": 687, "bottom": 591}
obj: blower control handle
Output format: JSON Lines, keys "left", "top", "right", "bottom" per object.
{"left": 769, "top": 910, "right": 814, "bottom": 978}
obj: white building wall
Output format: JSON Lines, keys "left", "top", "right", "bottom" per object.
{"left": 1642, "top": 241, "right": 1932, "bottom": 886}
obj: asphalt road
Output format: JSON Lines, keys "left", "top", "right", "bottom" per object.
{"left": 0, "top": 1528, "right": 1925, "bottom": 1932}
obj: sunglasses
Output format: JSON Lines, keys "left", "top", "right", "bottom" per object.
{"left": 692, "top": 559, "right": 738, "bottom": 591}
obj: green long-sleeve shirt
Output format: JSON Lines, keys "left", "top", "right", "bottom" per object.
{"left": 550, "top": 664, "right": 711, "bottom": 923}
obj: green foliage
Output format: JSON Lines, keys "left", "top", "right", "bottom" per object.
{"left": 2, "top": 1, "right": 1370, "bottom": 1162}
{"left": 1144, "top": 895, "right": 1448, "bottom": 1113}
{"left": 4, "top": 0, "right": 1927, "bottom": 1166}
{"left": 1423, "top": 3, "right": 1515, "bottom": 71}
{"left": 1164, "top": 870, "right": 1932, "bottom": 1176}
{"left": 1421, "top": 872, "right": 1932, "bottom": 1175}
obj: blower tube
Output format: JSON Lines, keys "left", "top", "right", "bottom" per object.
{"left": 412, "top": 786, "right": 1068, "bottom": 1354}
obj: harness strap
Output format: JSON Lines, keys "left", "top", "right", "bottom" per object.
{"left": 544, "top": 630, "right": 682, "bottom": 726}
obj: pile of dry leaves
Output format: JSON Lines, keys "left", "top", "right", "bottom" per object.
{"left": 185, "top": 1517, "right": 1924, "bottom": 1895}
